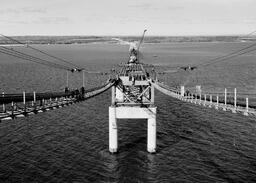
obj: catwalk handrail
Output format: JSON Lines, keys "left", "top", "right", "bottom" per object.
{"left": 152, "top": 81, "right": 256, "bottom": 110}
{"left": 150, "top": 81, "right": 180, "bottom": 97}
{"left": 189, "top": 92, "right": 256, "bottom": 109}
{"left": 0, "top": 79, "right": 116, "bottom": 104}
{"left": 156, "top": 81, "right": 180, "bottom": 94}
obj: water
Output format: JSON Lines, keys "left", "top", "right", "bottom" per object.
{"left": 0, "top": 89, "right": 256, "bottom": 182}
{"left": 0, "top": 43, "right": 256, "bottom": 182}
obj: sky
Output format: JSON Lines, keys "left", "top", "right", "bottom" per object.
{"left": 0, "top": 0, "right": 256, "bottom": 36}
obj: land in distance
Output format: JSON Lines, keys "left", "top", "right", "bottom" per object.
{"left": 0, "top": 35, "right": 256, "bottom": 45}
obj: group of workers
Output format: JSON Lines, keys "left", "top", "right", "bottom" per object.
{"left": 64, "top": 86, "right": 85, "bottom": 100}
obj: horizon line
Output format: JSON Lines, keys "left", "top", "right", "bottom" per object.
{"left": 2, "top": 33, "right": 252, "bottom": 37}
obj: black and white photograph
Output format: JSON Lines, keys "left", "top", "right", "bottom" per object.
{"left": 0, "top": 0, "right": 256, "bottom": 182}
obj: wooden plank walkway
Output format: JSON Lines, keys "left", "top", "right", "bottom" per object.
{"left": 0, "top": 98, "right": 76, "bottom": 121}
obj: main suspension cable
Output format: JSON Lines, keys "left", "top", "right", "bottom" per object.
{"left": 0, "top": 46, "right": 71, "bottom": 70}
{"left": 0, "top": 34, "right": 84, "bottom": 70}
{"left": 197, "top": 41, "right": 256, "bottom": 67}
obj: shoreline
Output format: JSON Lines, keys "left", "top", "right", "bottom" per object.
{"left": 0, "top": 40, "right": 252, "bottom": 46}
{"left": 0, "top": 35, "right": 255, "bottom": 45}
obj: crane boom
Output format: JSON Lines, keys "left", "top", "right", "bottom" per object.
{"left": 137, "top": 29, "right": 147, "bottom": 51}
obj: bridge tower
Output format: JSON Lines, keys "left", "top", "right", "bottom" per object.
{"left": 109, "top": 63, "right": 157, "bottom": 153}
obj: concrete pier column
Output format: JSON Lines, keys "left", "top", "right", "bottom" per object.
{"left": 181, "top": 86, "right": 185, "bottom": 97}
{"left": 109, "top": 107, "right": 118, "bottom": 153}
{"left": 147, "top": 116, "right": 156, "bottom": 153}
{"left": 204, "top": 94, "right": 206, "bottom": 106}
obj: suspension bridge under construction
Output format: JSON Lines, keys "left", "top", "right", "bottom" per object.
{"left": 0, "top": 31, "right": 256, "bottom": 153}
{"left": 0, "top": 62, "right": 255, "bottom": 153}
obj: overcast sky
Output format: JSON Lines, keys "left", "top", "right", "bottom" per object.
{"left": 0, "top": 0, "right": 255, "bottom": 36}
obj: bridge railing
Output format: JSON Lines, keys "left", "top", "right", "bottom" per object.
{"left": 0, "top": 79, "right": 115, "bottom": 104}
{"left": 0, "top": 92, "right": 73, "bottom": 104}
{"left": 202, "top": 94, "right": 256, "bottom": 109}
{"left": 83, "top": 79, "right": 116, "bottom": 99}
{"left": 0, "top": 79, "right": 116, "bottom": 120}
{"left": 156, "top": 81, "right": 180, "bottom": 94}
{"left": 186, "top": 90, "right": 256, "bottom": 109}
{"left": 152, "top": 80, "right": 256, "bottom": 116}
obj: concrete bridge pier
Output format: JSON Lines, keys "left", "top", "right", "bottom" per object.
{"left": 147, "top": 114, "right": 156, "bottom": 153}
{"left": 108, "top": 106, "right": 157, "bottom": 153}
{"left": 109, "top": 106, "right": 118, "bottom": 153}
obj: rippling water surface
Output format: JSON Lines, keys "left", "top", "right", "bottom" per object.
{"left": 1, "top": 43, "right": 256, "bottom": 182}
{"left": 1, "top": 90, "right": 256, "bottom": 182}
